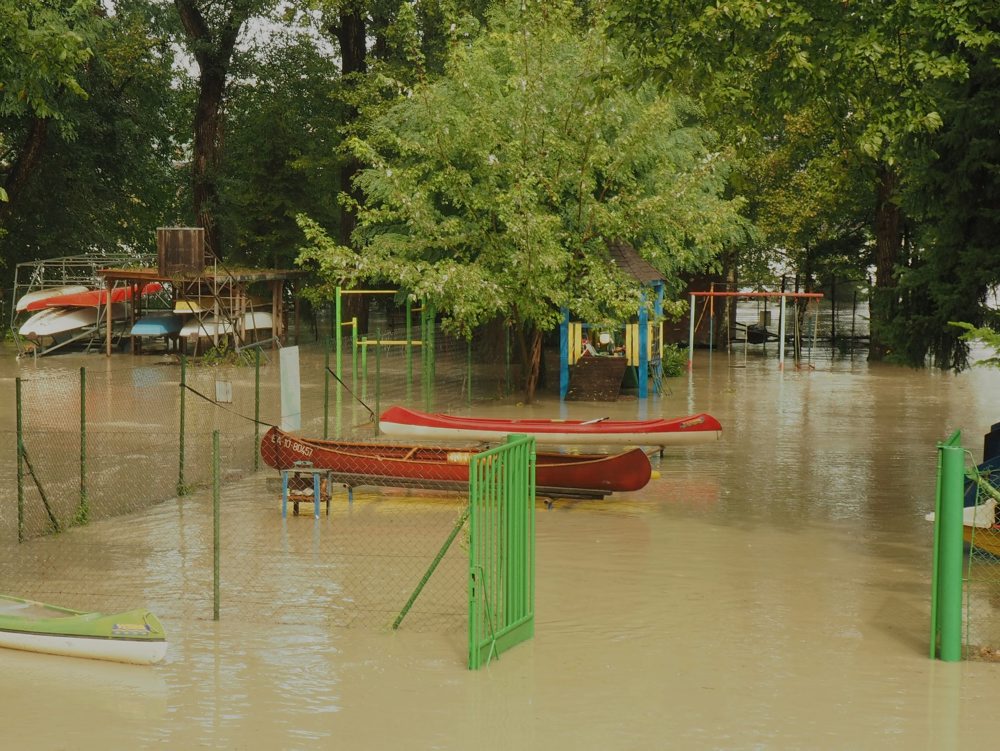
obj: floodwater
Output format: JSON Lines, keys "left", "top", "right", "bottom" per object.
{"left": 2, "top": 336, "right": 1000, "bottom": 750}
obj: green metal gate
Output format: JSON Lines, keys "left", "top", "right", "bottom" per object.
{"left": 468, "top": 434, "right": 536, "bottom": 670}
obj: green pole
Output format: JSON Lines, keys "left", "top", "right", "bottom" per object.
{"left": 323, "top": 336, "right": 330, "bottom": 440}
{"left": 361, "top": 335, "right": 368, "bottom": 403}
{"left": 504, "top": 325, "right": 512, "bottom": 396}
{"left": 351, "top": 317, "right": 358, "bottom": 395}
{"left": 77, "top": 366, "right": 89, "bottom": 525}
{"left": 427, "top": 305, "right": 436, "bottom": 410}
{"left": 335, "top": 287, "right": 343, "bottom": 439}
{"left": 213, "top": 429, "right": 220, "bottom": 621}
{"left": 254, "top": 347, "right": 261, "bottom": 470}
{"left": 421, "top": 307, "right": 428, "bottom": 408}
{"left": 178, "top": 354, "right": 187, "bottom": 496}
{"left": 375, "top": 329, "right": 382, "bottom": 437}
{"left": 394, "top": 506, "right": 471, "bottom": 631}
{"left": 937, "top": 443, "right": 965, "bottom": 661}
{"left": 467, "top": 338, "right": 472, "bottom": 406}
{"left": 16, "top": 377, "right": 24, "bottom": 543}
{"left": 406, "top": 298, "right": 413, "bottom": 400}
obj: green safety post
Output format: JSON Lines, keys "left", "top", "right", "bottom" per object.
{"left": 16, "top": 377, "right": 24, "bottom": 543}
{"left": 504, "top": 325, "right": 512, "bottom": 396}
{"left": 375, "top": 329, "right": 382, "bottom": 437}
{"left": 931, "top": 432, "right": 965, "bottom": 661}
{"left": 427, "top": 305, "right": 436, "bottom": 410}
{"left": 335, "top": 287, "right": 343, "bottom": 439}
{"left": 77, "top": 366, "right": 89, "bottom": 525}
{"left": 406, "top": 298, "right": 413, "bottom": 400}
{"left": 254, "top": 347, "right": 261, "bottom": 470}
{"left": 213, "top": 430, "right": 220, "bottom": 621}
{"left": 178, "top": 355, "right": 187, "bottom": 496}
{"left": 361, "top": 335, "right": 368, "bottom": 403}
{"left": 323, "top": 336, "right": 330, "bottom": 439}
{"left": 352, "top": 317, "right": 358, "bottom": 394}
{"left": 422, "top": 306, "right": 430, "bottom": 408}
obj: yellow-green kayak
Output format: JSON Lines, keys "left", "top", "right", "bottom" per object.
{"left": 0, "top": 595, "right": 167, "bottom": 665}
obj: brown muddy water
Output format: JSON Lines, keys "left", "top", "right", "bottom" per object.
{"left": 2, "top": 339, "right": 1000, "bottom": 750}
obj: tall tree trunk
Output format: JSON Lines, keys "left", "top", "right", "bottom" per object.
{"left": 0, "top": 117, "right": 49, "bottom": 228}
{"left": 868, "top": 163, "right": 902, "bottom": 361}
{"left": 175, "top": 0, "right": 245, "bottom": 260}
{"left": 192, "top": 66, "right": 226, "bottom": 257}
{"left": 329, "top": 7, "right": 369, "bottom": 329}
{"left": 331, "top": 7, "right": 367, "bottom": 249}
{"left": 514, "top": 321, "right": 542, "bottom": 403}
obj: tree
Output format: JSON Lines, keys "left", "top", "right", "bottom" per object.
{"left": 173, "top": 0, "right": 270, "bottom": 258}
{"left": 889, "top": 29, "right": 1000, "bottom": 369}
{"left": 609, "top": 0, "right": 1000, "bottom": 360}
{"left": 0, "top": 0, "right": 97, "bottom": 233}
{"left": 298, "top": 0, "right": 747, "bottom": 400}
{"left": 0, "top": 0, "right": 183, "bottom": 289}
{"left": 216, "top": 34, "right": 345, "bottom": 269}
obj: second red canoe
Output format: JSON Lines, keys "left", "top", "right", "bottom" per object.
{"left": 378, "top": 405, "right": 722, "bottom": 447}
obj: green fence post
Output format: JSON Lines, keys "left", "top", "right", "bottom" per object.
{"left": 504, "top": 325, "right": 512, "bottom": 396}
{"left": 178, "top": 354, "right": 187, "bottom": 496}
{"left": 361, "top": 335, "right": 368, "bottom": 403}
{"left": 466, "top": 338, "right": 472, "bottom": 405}
{"left": 375, "top": 329, "right": 382, "bottom": 437}
{"left": 352, "top": 316, "right": 358, "bottom": 396}
{"left": 323, "top": 336, "right": 330, "bottom": 440}
{"left": 77, "top": 366, "right": 89, "bottom": 525}
{"left": 421, "top": 306, "right": 428, "bottom": 407}
{"left": 335, "top": 287, "right": 343, "bottom": 439}
{"left": 936, "top": 440, "right": 965, "bottom": 661}
{"left": 428, "top": 305, "right": 436, "bottom": 410}
{"left": 16, "top": 377, "right": 24, "bottom": 543}
{"left": 406, "top": 298, "right": 413, "bottom": 400}
{"left": 254, "top": 347, "right": 261, "bottom": 470}
{"left": 213, "top": 429, "right": 220, "bottom": 621}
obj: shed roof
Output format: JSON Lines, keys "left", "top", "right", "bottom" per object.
{"left": 608, "top": 239, "right": 665, "bottom": 285}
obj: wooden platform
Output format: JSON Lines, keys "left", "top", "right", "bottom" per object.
{"left": 566, "top": 356, "right": 628, "bottom": 401}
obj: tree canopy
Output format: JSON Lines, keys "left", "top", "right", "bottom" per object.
{"left": 296, "top": 1, "right": 748, "bottom": 394}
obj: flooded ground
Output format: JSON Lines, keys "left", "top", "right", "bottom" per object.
{"left": 2, "top": 335, "right": 1000, "bottom": 749}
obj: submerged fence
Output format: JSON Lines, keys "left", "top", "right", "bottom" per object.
{"left": 930, "top": 429, "right": 1000, "bottom": 661}
{"left": 0, "top": 323, "right": 520, "bottom": 634}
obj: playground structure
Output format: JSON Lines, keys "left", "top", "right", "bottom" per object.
{"left": 687, "top": 289, "right": 825, "bottom": 370}
{"left": 557, "top": 240, "right": 667, "bottom": 400}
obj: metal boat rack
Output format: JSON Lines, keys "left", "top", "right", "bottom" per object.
{"left": 9, "top": 253, "right": 157, "bottom": 359}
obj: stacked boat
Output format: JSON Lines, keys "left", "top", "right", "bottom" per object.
{"left": 17, "top": 283, "right": 162, "bottom": 350}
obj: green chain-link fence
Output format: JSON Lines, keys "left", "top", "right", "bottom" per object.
{"left": 1, "top": 318, "right": 516, "bottom": 634}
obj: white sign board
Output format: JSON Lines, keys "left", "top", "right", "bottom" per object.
{"left": 214, "top": 380, "right": 233, "bottom": 404}
{"left": 280, "top": 346, "right": 301, "bottom": 431}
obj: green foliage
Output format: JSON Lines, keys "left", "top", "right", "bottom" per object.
{"left": 0, "top": 0, "right": 97, "bottom": 123}
{"left": 0, "top": 1, "right": 183, "bottom": 277}
{"left": 218, "top": 34, "right": 346, "bottom": 268}
{"left": 952, "top": 323, "right": 1000, "bottom": 369}
{"left": 298, "top": 0, "right": 748, "bottom": 338}
{"left": 199, "top": 337, "right": 255, "bottom": 367}
{"left": 660, "top": 344, "right": 686, "bottom": 378}
{"left": 610, "top": 0, "right": 1000, "bottom": 366}
{"left": 886, "top": 35, "right": 1000, "bottom": 370}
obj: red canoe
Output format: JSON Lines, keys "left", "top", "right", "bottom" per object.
{"left": 378, "top": 405, "right": 722, "bottom": 447}
{"left": 26, "top": 282, "right": 163, "bottom": 311}
{"left": 260, "top": 426, "right": 653, "bottom": 495}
